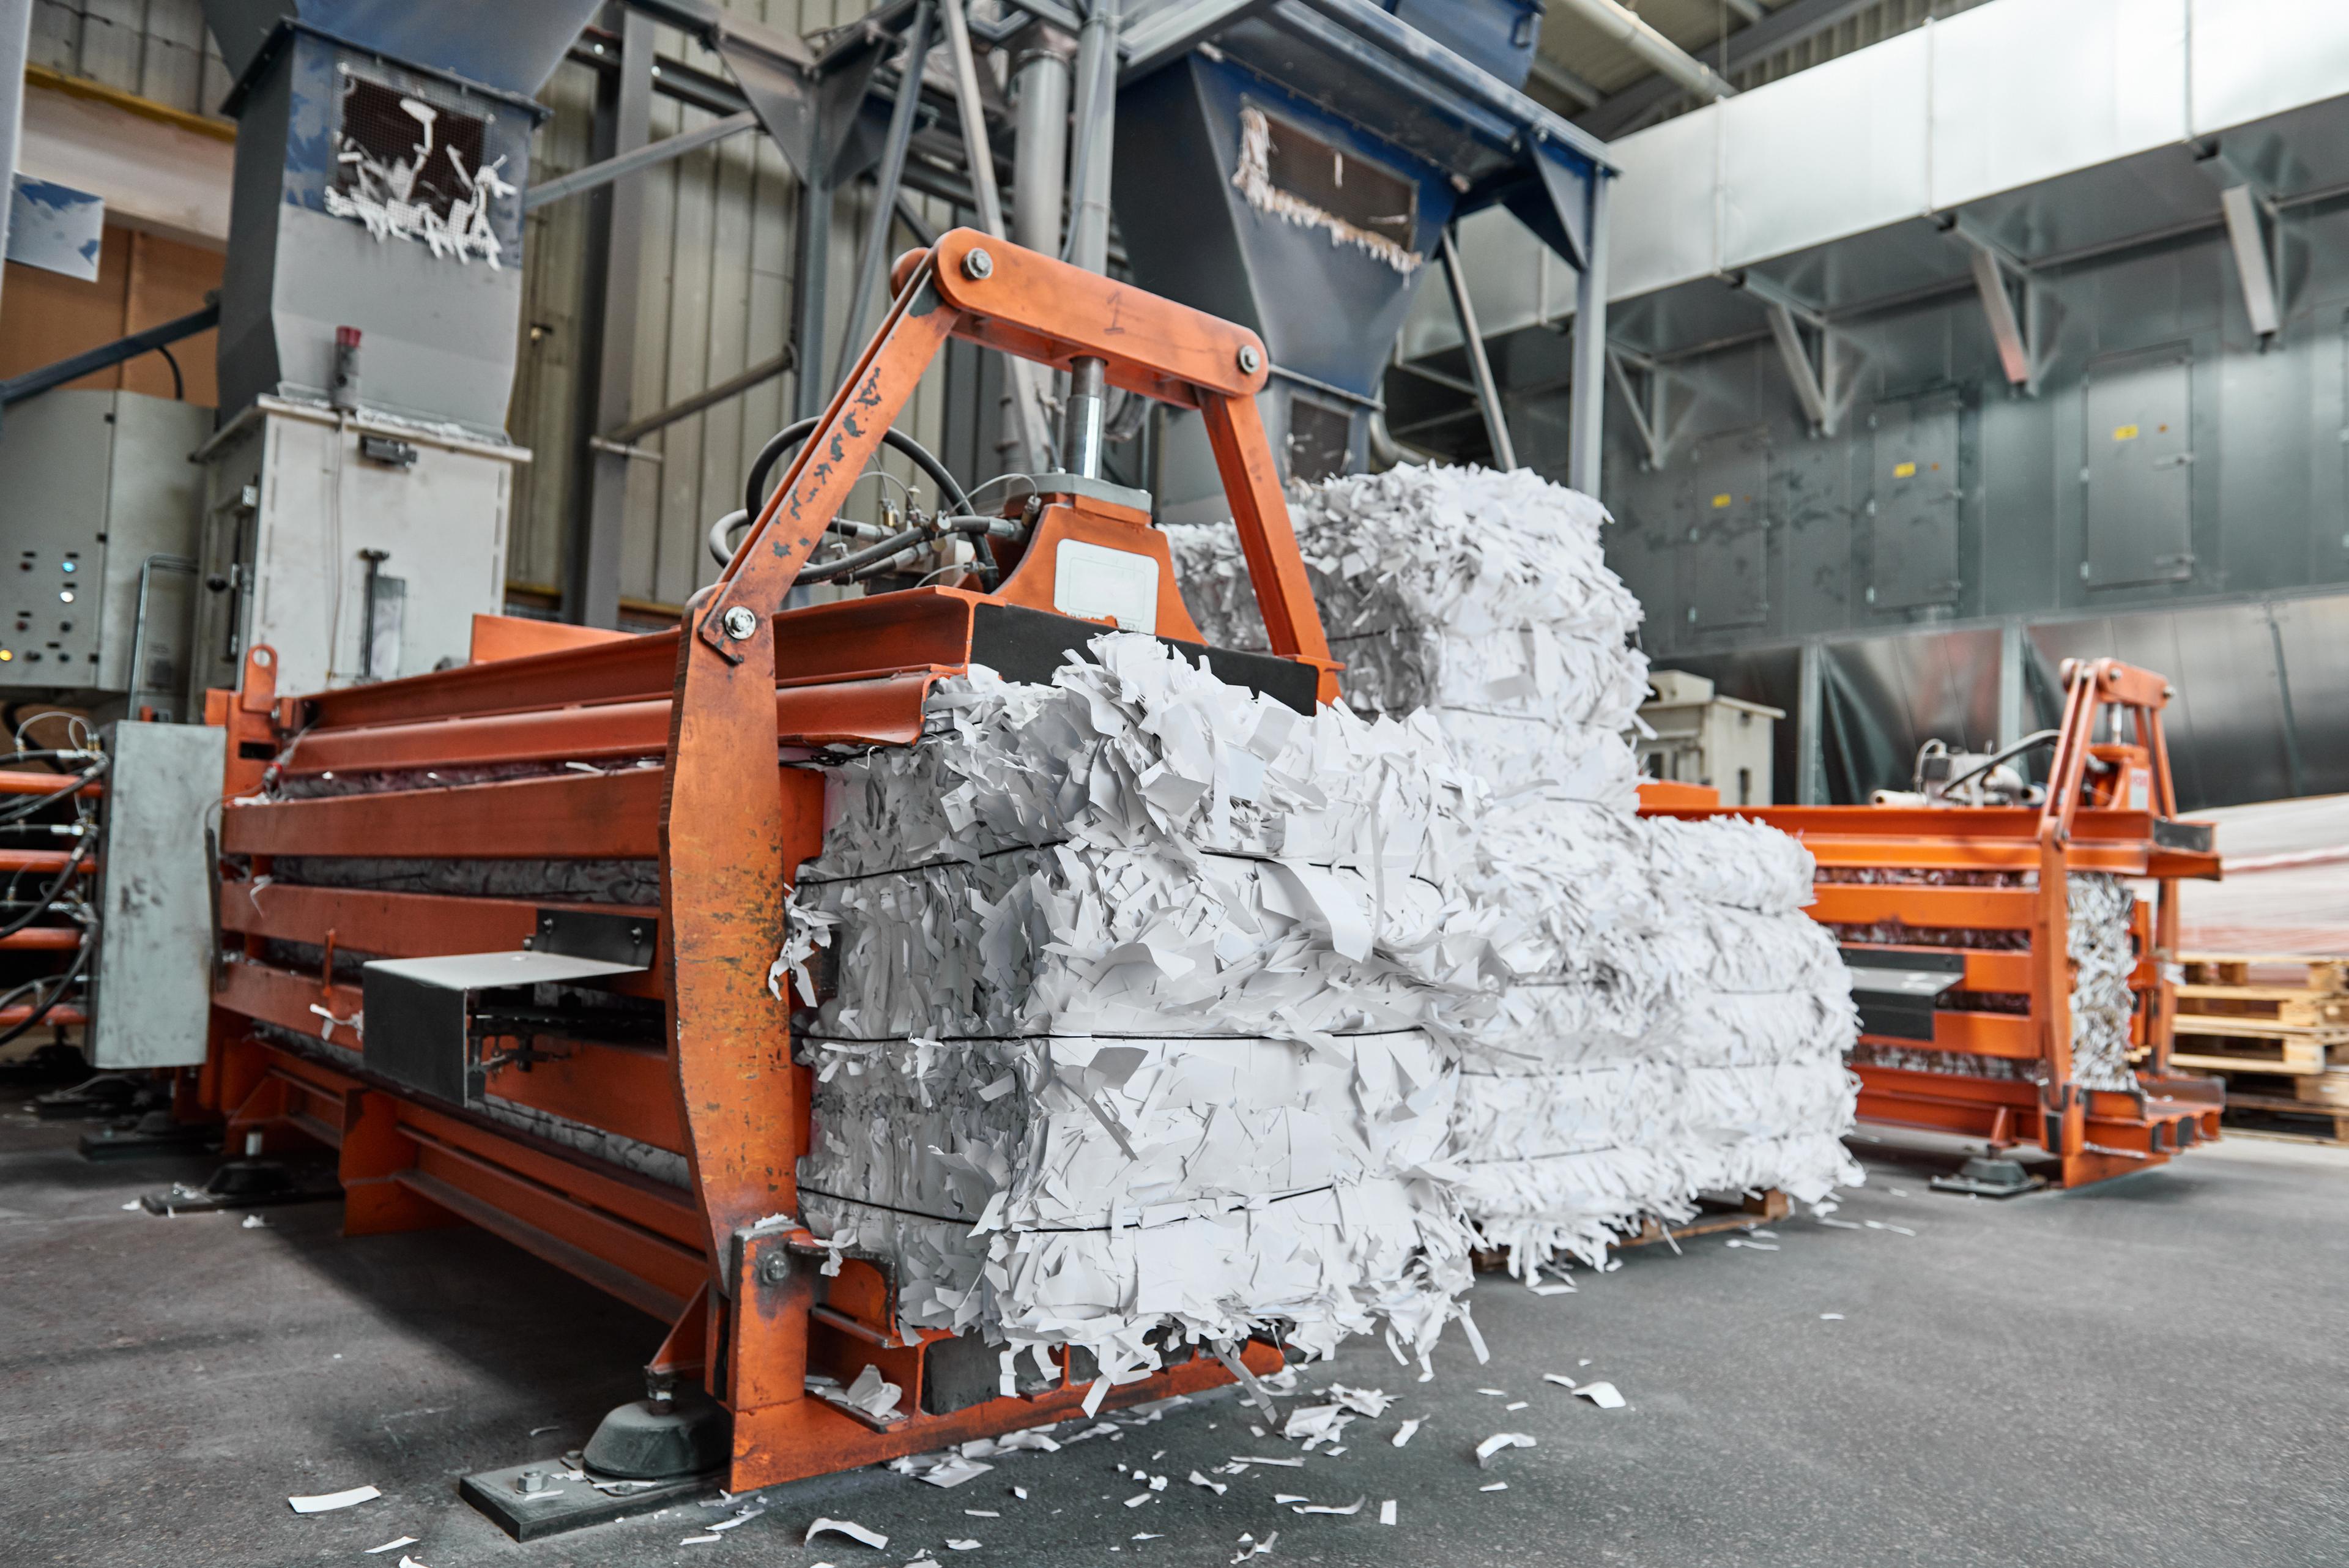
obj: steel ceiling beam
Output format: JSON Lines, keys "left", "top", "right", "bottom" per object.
{"left": 1577, "top": 0, "right": 1885, "bottom": 139}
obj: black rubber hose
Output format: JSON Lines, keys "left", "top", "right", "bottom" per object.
{"left": 0, "top": 835, "right": 88, "bottom": 942}
{"left": 0, "top": 932, "right": 92, "bottom": 1051}
{"left": 742, "top": 416, "right": 973, "bottom": 527}
{"left": 0, "top": 756, "right": 106, "bottom": 827}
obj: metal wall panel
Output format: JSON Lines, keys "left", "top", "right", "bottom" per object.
{"left": 2268, "top": 594, "right": 2349, "bottom": 798}
{"left": 1817, "top": 627, "right": 2002, "bottom": 802}
{"left": 1928, "top": 0, "right": 2186, "bottom": 210}
{"left": 2028, "top": 604, "right": 2298, "bottom": 811}
{"left": 1603, "top": 106, "right": 1719, "bottom": 301}
{"left": 1718, "top": 29, "right": 1928, "bottom": 271}
{"left": 1863, "top": 392, "right": 1962, "bottom": 611}
{"left": 2189, "top": 0, "right": 2349, "bottom": 137}
{"left": 1674, "top": 429, "right": 1770, "bottom": 631}
{"left": 2082, "top": 348, "right": 2195, "bottom": 589}
{"left": 89, "top": 720, "right": 225, "bottom": 1068}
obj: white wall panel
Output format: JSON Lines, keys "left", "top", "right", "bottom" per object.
{"left": 1608, "top": 106, "right": 1721, "bottom": 299}
{"left": 1931, "top": 0, "right": 2186, "bottom": 210}
{"left": 2190, "top": 0, "right": 2349, "bottom": 136}
{"left": 1720, "top": 28, "right": 1929, "bottom": 270}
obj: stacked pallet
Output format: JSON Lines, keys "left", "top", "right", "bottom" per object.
{"left": 2173, "top": 953, "right": 2349, "bottom": 1139}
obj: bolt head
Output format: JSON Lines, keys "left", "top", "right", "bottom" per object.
{"left": 962, "top": 247, "right": 994, "bottom": 280}
{"left": 721, "top": 605, "right": 759, "bottom": 641}
{"left": 760, "top": 1254, "right": 792, "bottom": 1284}
{"left": 1236, "top": 344, "right": 1263, "bottom": 374}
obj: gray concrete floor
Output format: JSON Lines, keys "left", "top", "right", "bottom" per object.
{"left": 4, "top": 1098, "right": 2344, "bottom": 1568}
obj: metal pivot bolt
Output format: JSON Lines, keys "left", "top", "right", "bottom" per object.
{"left": 720, "top": 605, "right": 759, "bottom": 641}
{"left": 962, "top": 247, "right": 994, "bottom": 280}
{"left": 1237, "top": 344, "right": 1262, "bottom": 373}
{"left": 759, "top": 1252, "right": 792, "bottom": 1285}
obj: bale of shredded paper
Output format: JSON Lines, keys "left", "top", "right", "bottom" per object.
{"left": 1170, "top": 466, "right": 1861, "bottom": 1277}
{"left": 785, "top": 634, "right": 1499, "bottom": 1396}
{"left": 1167, "top": 463, "right": 1647, "bottom": 806}
{"left": 1641, "top": 818, "right": 1862, "bottom": 1206}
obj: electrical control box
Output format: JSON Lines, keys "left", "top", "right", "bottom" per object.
{"left": 0, "top": 390, "right": 210, "bottom": 713}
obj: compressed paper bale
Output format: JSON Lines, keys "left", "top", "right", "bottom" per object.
{"left": 1166, "top": 464, "right": 1650, "bottom": 776}
{"left": 1657, "top": 989, "right": 1858, "bottom": 1070}
{"left": 1450, "top": 1145, "right": 1694, "bottom": 1268}
{"left": 786, "top": 634, "right": 1494, "bottom": 1377}
{"left": 1642, "top": 816, "right": 1817, "bottom": 914}
{"left": 1450, "top": 1061, "right": 1679, "bottom": 1158}
{"left": 2067, "top": 872, "right": 2139, "bottom": 1091}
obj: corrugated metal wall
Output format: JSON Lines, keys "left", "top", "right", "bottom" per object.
{"left": 510, "top": 2, "right": 962, "bottom": 619}
{"left": 28, "top": 0, "right": 235, "bottom": 118}
{"left": 31, "top": 0, "right": 959, "bottom": 623}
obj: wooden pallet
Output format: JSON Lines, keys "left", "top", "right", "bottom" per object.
{"left": 2173, "top": 951, "right": 2349, "bottom": 1075}
{"left": 2176, "top": 1068, "right": 2349, "bottom": 1142}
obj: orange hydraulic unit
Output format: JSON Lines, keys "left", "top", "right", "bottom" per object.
{"left": 1644, "top": 657, "right": 2224, "bottom": 1189}
{"left": 192, "top": 234, "right": 1327, "bottom": 1511}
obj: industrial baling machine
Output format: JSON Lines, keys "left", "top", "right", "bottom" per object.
{"left": 1649, "top": 656, "right": 2223, "bottom": 1190}
{"left": 194, "top": 236, "right": 1335, "bottom": 1503}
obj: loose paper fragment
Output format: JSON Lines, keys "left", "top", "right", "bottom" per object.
{"left": 1292, "top": 1496, "right": 1366, "bottom": 1516}
{"left": 1273, "top": 1494, "right": 1307, "bottom": 1505}
{"left": 920, "top": 1457, "right": 994, "bottom": 1488}
{"left": 947, "top": 1539, "right": 981, "bottom": 1550}
{"left": 708, "top": 1508, "right": 763, "bottom": 1531}
{"left": 964, "top": 1509, "right": 1000, "bottom": 1517}
{"left": 1575, "top": 1383, "right": 1626, "bottom": 1410}
{"left": 365, "top": 1540, "right": 418, "bottom": 1556}
{"left": 1378, "top": 1500, "right": 1396, "bottom": 1526}
{"left": 1390, "top": 1419, "right": 1420, "bottom": 1448}
{"left": 1474, "top": 1433, "right": 1534, "bottom": 1467}
{"left": 288, "top": 1484, "right": 380, "bottom": 1514}
{"left": 681, "top": 1535, "right": 721, "bottom": 1545}
{"left": 806, "top": 1518, "right": 888, "bottom": 1550}
{"left": 1479, "top": 1482, "right": 1507, "bottom": 1492}
{"left": 1233, "top": 1456, "right": 1305, "bottom": 1468}
{"left": 1542, "top": 1373, "right": 1575, "bottom": 1389}
{"left": 1189, "top": 1471, "right": 1228, "bottom": 1495}
{"left": 1819, "top": 1313, "right": 1844, "bottom": 1321}
{"left": 1124, "top": 1493, "right": 1150, "bottom": 1508}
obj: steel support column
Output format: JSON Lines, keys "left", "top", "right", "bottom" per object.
{"left": 566, "top": 4, "right": 658, "bottom": 629}
{"left": 1796, "top": 638, "right": 1828, "bottom": 805}
{"left": 0, "top": 0, "right": 30, "bottom": 329}
{"left": 1567, "top": 170, "right": 1611, "bottom": 492}
{"left": 1439, "top": 227, "right": 1516, "bottom": 471}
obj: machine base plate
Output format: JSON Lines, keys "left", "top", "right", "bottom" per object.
{"left": 459, "top": 1460, "right": 718, "bottom": 1541}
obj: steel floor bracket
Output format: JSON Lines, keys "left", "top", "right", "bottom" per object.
{"left": 459, "top": 1459, "right": 719, "bottom": 1542}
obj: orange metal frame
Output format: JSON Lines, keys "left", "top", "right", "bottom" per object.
{"left": 196, "top": 235, "right": 1321, "bottom": 1492}
{"left": 1649, "top": 657, "right": 2223, "bottom": 1187}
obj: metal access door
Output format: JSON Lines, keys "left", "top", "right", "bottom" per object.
{"left": 2082, "top": 350, "right": 2194, "bottom": 588}
{"left": 1675, "top": 429, "right": 1770, "bottom": 631}
{"left": 1866, "top": 393, "right": 1962, "bottom": 609}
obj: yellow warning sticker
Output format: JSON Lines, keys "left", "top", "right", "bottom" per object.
{"left": 1893, "top": 461, "right": 1917, "bottom": 478}
{"left": 2112, "top": 424, "right": 2140, "bottom": 441}
{"left": 1711, "top": 493, "right": 1733, "bottom": 508}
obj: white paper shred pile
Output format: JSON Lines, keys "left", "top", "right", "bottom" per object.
{"left": 1176, "top": 464, "right": 1861, "bottom": 1277}
{"left": 785, "top": 633, "right": 1499, "bottom": 1390}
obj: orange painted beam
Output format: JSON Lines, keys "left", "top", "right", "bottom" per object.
{"left": 221, "top": 768, "right": 664, "bottom": 860}
{"left": 1809, "top": 883, "right": 2038, "bottom": 930}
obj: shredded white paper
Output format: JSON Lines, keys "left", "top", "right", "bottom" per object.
{"left": 790, "top": 634, "right": 1499, "bottom": 1389}
{"left": 1178, "top": 465, "right": 1861, "bottom": 1278}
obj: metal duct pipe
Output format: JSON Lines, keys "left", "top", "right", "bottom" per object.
{"left": 1063, "top": 0, "right": 1119, "bottom": 273}
{"left": 1546, "top": 0, "right": 1734, "bottom": 102}
{"left": 1011, "top": 35, "right": 1073, "bottom": 257}
{"left": 1008, "top": 31, "right": 1073, "bottom": 473}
